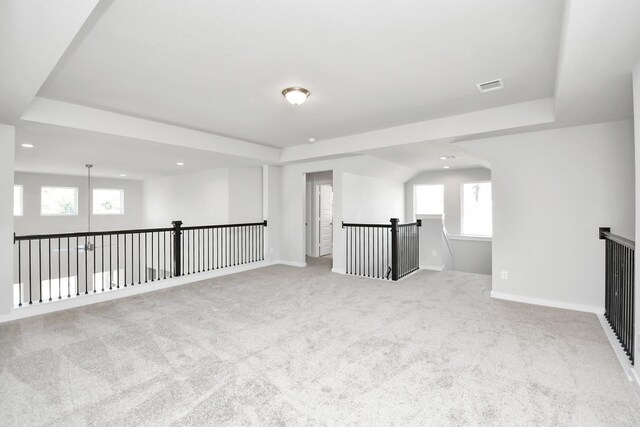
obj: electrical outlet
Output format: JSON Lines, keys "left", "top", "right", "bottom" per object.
{"left": 431, "top": 250, "right": 437, "bottom": 257}
{"left": 501, "top": 271, "right": 508, "bottom": 280}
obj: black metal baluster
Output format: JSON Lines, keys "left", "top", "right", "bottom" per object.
{"left": 67, "top": 237, "right": 71, "bottom": 297}
{"left": 75, "top": 237, "right": 79, "bottom": 296}
{"left": 157, "top": 232, "right": 161, "bottom": 279}
{"left": 164, "top": 231, "right": 167, "bottom": 279}
{"left": 48, "top": 239, "right": 52, "bottom": 300}
{"left": 109, "top": 235, "right": 113, "bottom": 290}
{"left": 123, "top": 234, "right": 127, "bottom": 287}
{"left": 84, "top": 236, "right": 88, "bottom": 294}
{"left": 116, "top": 234, "right": 120, "bottom": 288}
{"left": 17, "top": 241, "right": 22, "bottom": 306}
{"left": 145, "top": 233, "right": 148, "bottom": 283}
{"left": 38, "top": 239, "right": 42, "bottom": 303}
{"left": 93, "top": 235, "right": 97, "bottom": 293}
{"left": 131, "top": 233, "right": 135, "bottom": 285}
{"left": 170, "top": 231, "right": 173, "bottom": 278}
{"left": 28, "top": 240, "right": 32, "bottom": 304}
{"left": 101, "top": 235, "right": 105, "bottom": 291}
{"left": 58, "top": 238, "right": 61, "bottom": 299}
{"left": 181, "top": 231, "right": 184, "bottom": 275}
{"left": 151, "top": 232, "right": 155, "bottom": 281}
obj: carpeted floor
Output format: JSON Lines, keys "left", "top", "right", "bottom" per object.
{"left": 0, "top": 257, "right": 638, "bottom": 426}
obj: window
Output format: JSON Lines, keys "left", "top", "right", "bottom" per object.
{"left": 93, "top": 189, "right": 124, "bottom": 215}
{"left": 41, "top": 187, "right": 78, "bottom": 216}
{"left": 14, "top": 185, "right": 23, "bottom": 216}
{"left": 415, "top": 184, "right": 444, "bottom": 215}
{"left": 462, "top": 182, "right": 492, "bottom": 236}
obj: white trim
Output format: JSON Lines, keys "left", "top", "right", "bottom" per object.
{"left": 331, "top": 268, "right": 346, "bottom": 274}
{"left": 0, "top": 261, "right": 277, "bottom": 323}
{"left": 490, "top": 290, "right": 604, "bottom": 314}
{"left": 275, "top": 260, "right": 307, "bottom": 268}
{"left": 448, "top": 234, "right": 492, "bottom": 242}
{"left": 596, "top": 314, "right": 635, "bottom": 382}
{"left": 420, "top": 264, "right": 444, "bottom": 271}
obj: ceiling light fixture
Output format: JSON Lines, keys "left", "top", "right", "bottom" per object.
{"left": 120, "top": 174, "right": 127, "bottom": 177}
{"left": 308, "top": 138, "right": 316, "bottom": 143}
{"left": 443, "top": 166, "right": 451, "bottom": 169}
{"left": 282, "top": 87, "right": 310, "bottom": 105}
{"left": 439, "top": 155, "right": 456, "bottom": 160}
{"left": 21, "top": 143, "right": 34, "bottom": 148}
{"left": 176, "top": 162, "right": 185, "bottom": 166}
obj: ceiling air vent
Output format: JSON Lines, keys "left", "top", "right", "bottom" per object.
{"left": 476, "top": 79, "right": 504, "bottom": 93}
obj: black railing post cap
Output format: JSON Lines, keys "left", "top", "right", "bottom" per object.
{"left": 172, "top": 220, "right": 183, "bottom": 227}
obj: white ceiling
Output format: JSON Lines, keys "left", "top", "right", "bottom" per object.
{"left": 14, "top": 122, "right": 261, "bottom": 180}
{"left": 39, "top": 0, "right": 564, "bottom": 148}
{"left": 366, "top": 139, "right": 489, "bottom": 172}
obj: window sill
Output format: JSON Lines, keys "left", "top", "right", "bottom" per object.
{"left": 448, "top": 234, "right": 492, "bottom": 242}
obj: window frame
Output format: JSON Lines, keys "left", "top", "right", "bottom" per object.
{"left": 92, "top": 188, "right": 125, "bottom": 216}
{"left": 14, "top": 185, "right": 23, "bottom": 217}
{"left": 40, "top": 186, "right": 79, "bottom": 217}
{"left": 413, "top": 184, "right": 445, "bottom": 217}
{"left": 460, "top": 181, "right": 492, "bottom": 237}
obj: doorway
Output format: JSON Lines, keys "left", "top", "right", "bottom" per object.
{"left": 305, "top": 171, "right": 333, "bottom": 260}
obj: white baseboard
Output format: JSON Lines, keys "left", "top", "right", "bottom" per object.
{"left": 274, "top": 260, "right": 307, "bottom": 268}
{"left": 0, "top": 261, "right": 276, "bottom": 324}
{"left": 490, "top": 290, "right": 604, "bottom": 314}
{"left": 331, "top": 268, "right": 346, "bottom": 274}
{"left": 420, "top": 264, "right": 444, "bottom": 272}
{"left": 596, "top": 314, "right": 635, "bottom": 382}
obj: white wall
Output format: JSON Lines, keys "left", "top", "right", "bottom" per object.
{"left": 460, "top": 120, "right": 635, "bottom": 312}
{"left": 0, "top": 125, "right": 15, "bottom": 314}
{"left": 143, "top": 169, "right": 228, "bottom": 227}
{"left": 450, "top": 238, "right": 492, "bottom": 275}
{"left": 632, "top": 60, "right": 640, "bottom": 382}
{"left": 342, "top": 172, "right": 404, "bottom": 224}
{"left": 264, "top": 165, "right": 282, "bottom": 262}
{"left": 14, "top": 172, "right": 144, "bottom": 235}
{"left": 143, "top": 167, "right": 263, "bottom": 228}
{"left": 229, "top": 167, "right": 263, "bottom": 223}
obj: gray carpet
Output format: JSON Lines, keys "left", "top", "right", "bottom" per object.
{"left": 0, "top": 257, "right": 638, "bottom": 426}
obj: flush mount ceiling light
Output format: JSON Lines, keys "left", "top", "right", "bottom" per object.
{"left": 443, "top": 166, "right": 451, "bottom": 169}
{"left": 439, "top": 155, "right": 456, "bottom": 160}
{"left": 21, "top": 143, "right": 34, "bottom": 148}
{"left": 308, "top": 138, "right": 316, "bottom": 143}
{"left": 176, "top": 162, "right": 185, "bottom": 166}
{"left": 282, "top": 87, "right": 310, "bottom": 105}
{"left": 119, "top": 174, "right": 127, "bottom": 177}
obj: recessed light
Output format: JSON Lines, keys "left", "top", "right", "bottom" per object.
{"left": 21, "top": 143, "right": 34, "bottom": 148}
{"left": 308, "top": 138, "right": 316, "bottom": 143}
{"left": 282, "top": 87, "right": 310, "bottom": 105}
{"left": 439, "top": 155, "right": 456, "bottom": 160}
{"left": 176, "top": 162, "right": 184, "bottom": 166}
{"left": 119, "top": 174, "right": 126, "bottom": 177}
{"left": 443, "top": 166, "right": 451, "bottom": 169}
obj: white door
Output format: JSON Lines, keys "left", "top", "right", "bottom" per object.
{"left": 318, "top": 184, "right": 333, "bottom": 256}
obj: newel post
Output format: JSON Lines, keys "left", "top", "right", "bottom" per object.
{"left": 390, "top": 218, "right": 399, "bottom": 281}
{"left": 172, "top": 220, "right": 183, "bottom": 277}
